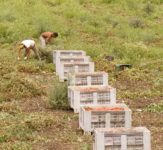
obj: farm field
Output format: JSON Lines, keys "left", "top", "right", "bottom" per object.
{"left": 0, "top": 0, "right": 163, "bottom": 149}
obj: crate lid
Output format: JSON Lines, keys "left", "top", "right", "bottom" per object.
{"left": 69, "top": 85, "right": 114, "bottom": 92}
{"left": 84, "top": 107, "right": 124, "bottom": 112}
{"left": 83, "top": 104, "right": 129, "bottom": 112}
{"left": 73, "top": 71, "right": 107, "bottom": 76}
{"left": 94, "top": 127, "right": 150, "bottom": 134}
{"left": 63, "top": 62, "right": 93, "bottom": 66}
{"left": 54, "top": 50, "right": 85, "bottom": 53}
{"left": 60, "top": 56, "right": 90, "bottom": 59}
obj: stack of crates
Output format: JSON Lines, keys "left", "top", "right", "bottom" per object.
{"left": 53, "top": 50, "right": 94, "bottom": 81}
{"left": 68, "top": 85, "right": 116, "bottom": 113}
{"left": 93, "top": 127, "right": 151, "bottom": 150}
{"left": 53, "top": 50, "right": 151, "bottom": 150}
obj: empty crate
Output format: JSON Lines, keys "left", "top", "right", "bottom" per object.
{"left": 68, "top": 85, "right": 116, "bottom": 113}
{"left": 59, "top": 62, "right": 94, "bottom": 82}
{"left": 53, "top": 50, "right": 86, "bottom": 64}
{"left": 56, "top": 56, "right": 91, "bottom": 74}
{"left": 79, "top": 104, "right": 131, "bottom": 133}
{"left": 68, "top": 72, "right": 108, "bottom": 86}
{"left": 93, "top": 127, "right": 151, "bottom": 150}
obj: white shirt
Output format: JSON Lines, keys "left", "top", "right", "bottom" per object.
{"left": 21, "top": 40, "right": 35, "bottom": 48}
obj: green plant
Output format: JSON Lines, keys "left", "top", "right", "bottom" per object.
{"left": 39, "top": 48, "right": 54, "bottom": 63}
{"left": 49, "top": 78, "right": 70, "bottom": 110}
{"left": 142, "top": 33, "right": 156, "bottom": 44}
{"left": 0, "top": 135, "right": 8, "bottom": 143}
{"left": 101, "top": 0, "right": 113, "bottom": 3}
{"left": 144, "top": 1, "right": 154, "bottom": 14}
{"left": 145, "top": 102, "right": 163, "bottom": 113}
{"left": 129, "top": 17, "right": 144, "bottom": 28}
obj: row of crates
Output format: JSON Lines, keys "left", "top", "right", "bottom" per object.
{"left": 53, "top": 50, "right": 151, "bottom": 150}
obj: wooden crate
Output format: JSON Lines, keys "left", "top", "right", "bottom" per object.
{"left": 79, "top": 104, "right": 132, "bottom": 133}
{"left": 68, "top": 85, "right": 116, "bottom": 113}
{"left": 93, "top": 127, "right": 151, "bottom": 150}
{"left": 68, "top": 72, "right": 108, "bottom": 86}
{"left": 59, "top": 62, "right": 94, "bottom": 82}
{"left": 53, "top": 50, "right": 86, "bottom": 64}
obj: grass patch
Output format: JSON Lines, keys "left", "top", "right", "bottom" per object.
{"left": 0, "top": 112, "right": 56, "bottom": 139}
{"left": 0, "top": 142, "right": 32, "bottom": 150}
{"left": 0, "top": 73, "right": 44, "bottom": 102}
{"left": 145, "top": 102, "right": 163, "bottom": 113}
{"left": 24, "top": 113, "right": 55, "bottom": 131}
{"left": 17, "top": 61, "right": 54, "bottom": 73}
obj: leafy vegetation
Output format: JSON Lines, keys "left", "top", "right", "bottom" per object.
{"left": 145, "top": 102, "right": 163, "bottom": 113}
{"left": 49, "top": 78, "right": 70, "bottom": 110}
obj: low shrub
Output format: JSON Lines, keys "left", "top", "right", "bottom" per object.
{"left": 129, "top": 17, "right": 144, "bottom": 28}
{"left": 39, "top": 48, "right": 53, "bottom": 63}
{"left": 49, "top": 78, "right": 70, "bottom": 110}
{"left": 144, "top": 1, "right": 154, "bottom": 14}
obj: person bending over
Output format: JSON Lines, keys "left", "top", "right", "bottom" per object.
{"left": 40, "top": 32, "right": 58, "bottom": 48}
{"left": 18, "top": 39, "right": 41, "bottom": 60}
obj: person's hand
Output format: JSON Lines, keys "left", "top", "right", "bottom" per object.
{"left": 24, "top": 57, "right": 27, "bottom": 60}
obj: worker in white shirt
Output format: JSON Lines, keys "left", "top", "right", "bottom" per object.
{"left": 18, "top": 39, "right": 41, "bottom": 60}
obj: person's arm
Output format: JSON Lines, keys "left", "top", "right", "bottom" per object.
{"left": 45, "top": 36, "right": 52, "bottom": 43}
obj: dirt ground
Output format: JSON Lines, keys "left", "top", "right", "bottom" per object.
{"left": 17, "top": 72, "right": 163, "bottom": 150}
